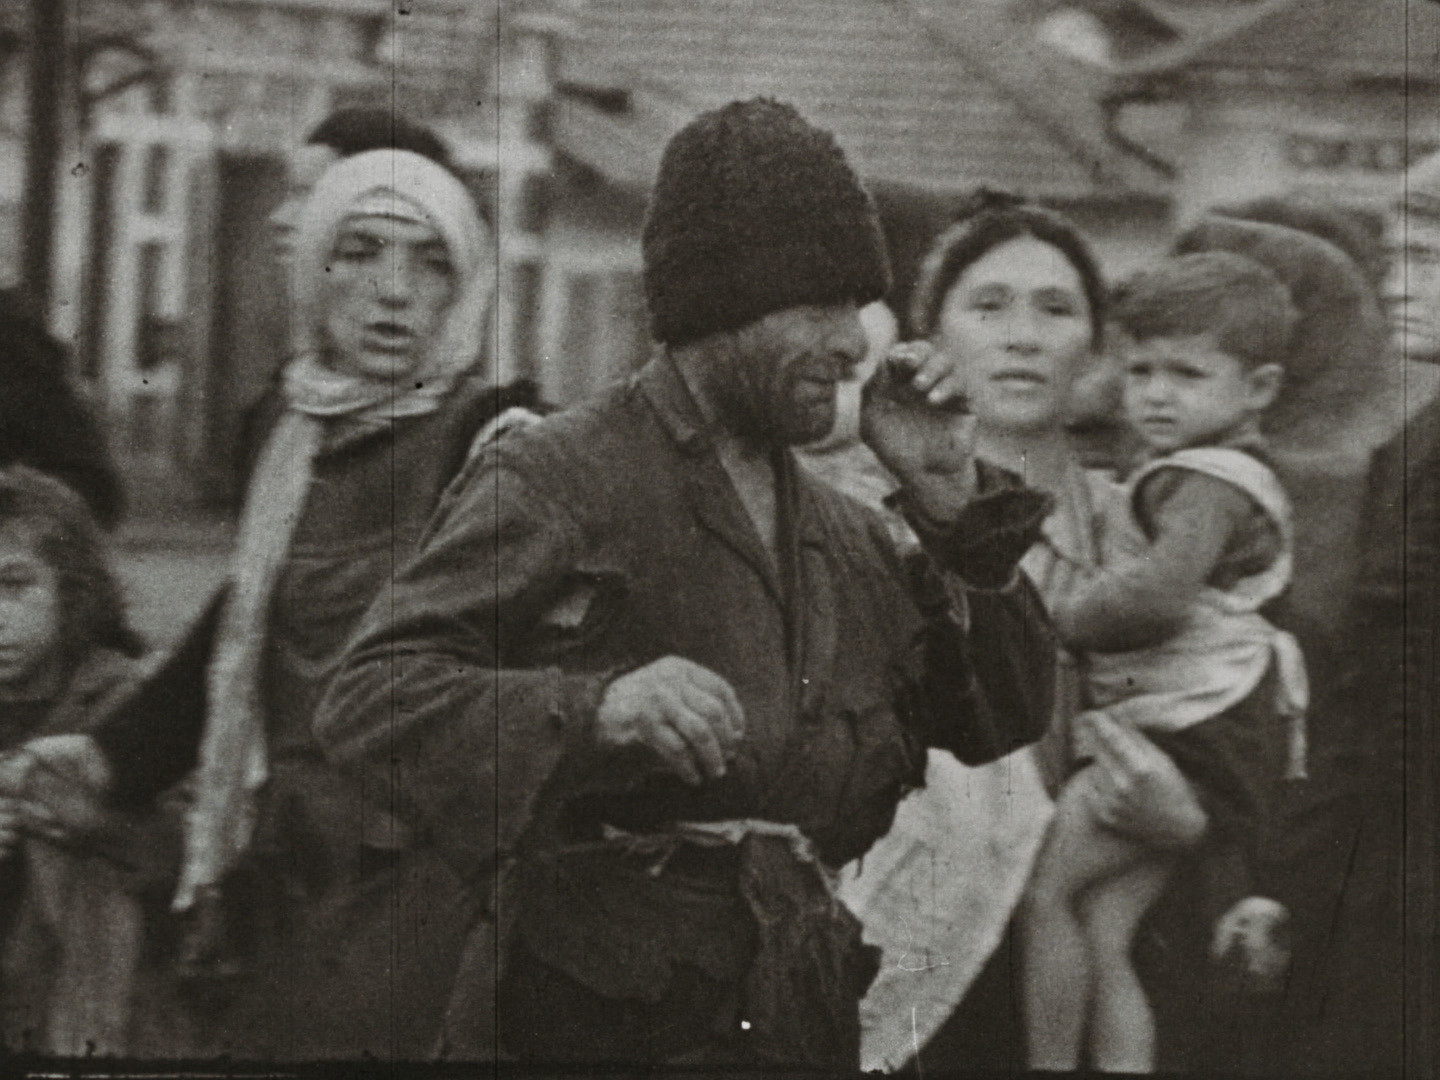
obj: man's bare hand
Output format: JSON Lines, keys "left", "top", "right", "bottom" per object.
{"left": 860, "top": 342, "right": 977, "bottom": 521}
{"left": 596, "top": 657, "right": 745, "bottom": 786}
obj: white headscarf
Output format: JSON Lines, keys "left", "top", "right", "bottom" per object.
{"left": 284, "top": 148, "right": 492, "bottom": 419}
{"left": 174, "top": 150, "right": 491, "bottom": 912}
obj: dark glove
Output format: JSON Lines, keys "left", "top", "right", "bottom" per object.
{"left": 896, "top": 484, "right": 1052, "bottom": 590}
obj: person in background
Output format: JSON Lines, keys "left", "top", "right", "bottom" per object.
{"left": 793, "top": 300, "right": 906, "bottom": 538}
{"left": 234, "top": 109, "right": 464, "bottom": 485}
{"left": 1128, "top": 193, "right": 1440, "bottom": 1074}
{"left": 837, "top": 192, "right": 1115, "bottom": 1071}
{"left": 0, "top": 468, "right": 148, "bottom": 1054}
{"left": 1238, "top": 149, "right": 1440, "bottom": 1075}
{"left": 247, "top": 106, "right": 548, "bottom": 471}
{"left": 0, "top": 292, "right": 123, "bottom": 529}
{"left": 1348, "top": 149, "right": 1440, "bottom": 1075}
{"left": 16, "top": 149, "right": 504, "bottom": 1060}
{"left": 1214, "top": 195, "right": 1389, "bottom": 296}
{"left": 1023, "top": 252, "right": 1304, "bottom": 1073}
{"left": 269, "top": 108, "right": 455, "bottom": 263}
{"left": 316, "top": 99, "right": 1056, "bottom": 1069}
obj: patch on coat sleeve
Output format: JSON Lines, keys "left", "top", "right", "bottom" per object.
{"left": 537, "top": 571, "right": 629, "bottom": 636}
{"left": 541, "top": 579, "right": 600, "bottom": 630}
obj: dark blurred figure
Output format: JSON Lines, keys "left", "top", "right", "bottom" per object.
{"left": 0, "top": 291, "right": 123, "bottom": 529}
{"left": 1297, "top": 150, "right": 1440, "bottom": 1078}
{"left": 1143, "top": 180, "right": 1440, "bottom": 1075}
{"left": 1214, "top": 194, "right": 1389, "bottom": 294}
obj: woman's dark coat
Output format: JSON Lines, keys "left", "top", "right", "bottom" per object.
{"left": 86, "top": 380, "right": 514, "bottom": 1059}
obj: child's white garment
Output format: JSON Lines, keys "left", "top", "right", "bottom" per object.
{"left": 1084, "top": 447, "right": 1309, "bottom": 776}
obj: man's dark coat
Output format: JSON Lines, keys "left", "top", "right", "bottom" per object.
{"left": 318, "top": 357, "right": 1054, "bottom": 1067}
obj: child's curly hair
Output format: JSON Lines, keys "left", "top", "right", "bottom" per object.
{"left": 0, "top": 466, "right": 143, "bottom": 662}
{"left": 1112, "top": 251, "right": 1298, "bottom": 371}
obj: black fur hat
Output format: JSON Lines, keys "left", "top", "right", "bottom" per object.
{"left": 642, "top": 98, "right": 891, "bottom": 346}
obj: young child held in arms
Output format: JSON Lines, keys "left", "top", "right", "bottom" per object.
{"left": 1021, "top": 252, "right": 1308, "bottom": 1072}
{"left": 0, "top": 466, "right": 149, "bottom": 1055}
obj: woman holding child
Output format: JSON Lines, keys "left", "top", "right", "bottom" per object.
{"left": 850, "top": 193, "right": 1212, "bottom": 1071}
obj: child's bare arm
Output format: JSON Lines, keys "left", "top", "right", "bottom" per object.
{"left": 1051, "top": 471, "right": 1252, "bottom": 653}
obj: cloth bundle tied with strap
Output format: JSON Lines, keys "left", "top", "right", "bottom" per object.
{"left": 599, "top": 818, "right": 879, "bottom": 1069}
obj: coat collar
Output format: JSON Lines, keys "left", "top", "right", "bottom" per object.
{"left": 635, "top": 355, "right": 840, "bottom": 727}
{"left": 635, "top": 356, "right": 714, "bottom": 457}
{"left": 634, "top": 355, "right": 830, "bottom": 604}
{"left": 634, "top": 357, "right": 780, "bottom": 598}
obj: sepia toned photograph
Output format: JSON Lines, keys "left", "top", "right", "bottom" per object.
{"left": 0, "top": 0, "right": 1433, "bottom": 1075}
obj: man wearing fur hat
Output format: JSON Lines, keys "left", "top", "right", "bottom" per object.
{"left": 318, "top": 98, "right": 1053, "bottom": 1067}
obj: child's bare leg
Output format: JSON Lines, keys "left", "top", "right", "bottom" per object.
{"left": 1081, "top": 858, "right": 1174, "bottom": 1074}
{"left": 1021, "top": 767, "right": 1155, "bottom": 1071}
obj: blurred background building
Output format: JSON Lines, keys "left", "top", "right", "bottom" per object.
{"left": 1, "top": 0, "right": 1437, "bottom": 511}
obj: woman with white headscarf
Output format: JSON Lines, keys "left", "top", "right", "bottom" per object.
{"left": 39, "top": 150, "right": 510, "bottom": 1059}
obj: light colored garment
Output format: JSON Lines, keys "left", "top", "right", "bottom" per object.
{"left": 178, "top": 413, "right": 321, "bottom": 910}
{"left": 835, "top": 454, "right": 1111, "bottom": 1073}
{"left": 177, "top": 149, "right": 491, "bottom": 913}
{"left": 1083, "top": 447, "right": 1309, "bottom": 777}
{"left": 839, "top": 748, "right": 1053, "bottom": 1073}
{"left": 795, "top": 438, "right": 911, "bottom": 550}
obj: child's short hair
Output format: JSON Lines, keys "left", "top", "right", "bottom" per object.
{"left": 1112, "top": 251, "right": 1297, "bottom": 369}
{"left": 0, "top": 467, "right": 142, "bottom": 662}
